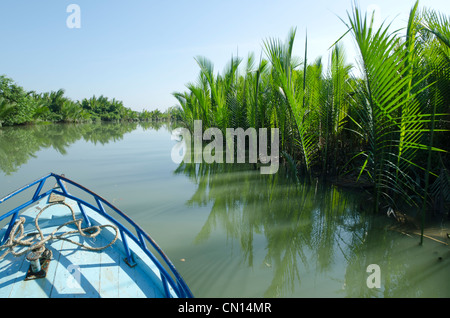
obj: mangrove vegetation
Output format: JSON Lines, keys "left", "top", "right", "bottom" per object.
{"left": 0, "top": 75, "right": 182, "bottom": 126}
{"left": 172, "top": 2, "right": 450, "bottom": 222}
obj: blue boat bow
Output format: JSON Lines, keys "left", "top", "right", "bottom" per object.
{"left": 0, "top": 173, "right": 193, "bottom": 298}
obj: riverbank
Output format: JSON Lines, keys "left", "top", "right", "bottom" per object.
{"left": 173, "top": 2, "right": 450, "bottom": 225}
{"left": 0, "top": 74, "right": 182, "bottom": 127}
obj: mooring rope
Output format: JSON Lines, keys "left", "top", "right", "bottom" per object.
{"left": 0, "top": 202, "right": 119, "bottom": 260}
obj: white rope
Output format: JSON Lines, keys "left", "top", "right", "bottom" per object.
{"left": 0, "top": 202, "right": 119, "bottom": 260}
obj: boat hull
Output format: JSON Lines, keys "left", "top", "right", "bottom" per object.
{"left": 0, "top": 173, "right": 192, "bottom": 298}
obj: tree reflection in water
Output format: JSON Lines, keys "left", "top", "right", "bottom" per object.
{"left": 174, "top": 160, "right": 449, "bottom": 297}
{"left": 0, "top": 121, "right": 171, "bottom": 175}
{"left": 1, "top": 123, "right": 447, "bottom": 297}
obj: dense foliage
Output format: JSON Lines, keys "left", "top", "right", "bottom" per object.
{"left": 173, "top": 2, "right": 449, "bottom": 215}
{"left": 0, "top": 76, "right": 182, "bottom": 126}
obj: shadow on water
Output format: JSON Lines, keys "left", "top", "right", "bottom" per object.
{"left": 0, "top": 121, "right": 176, "bottom": 175}
{"left": 174, "top": 160, "right": 450, "bottom": 297}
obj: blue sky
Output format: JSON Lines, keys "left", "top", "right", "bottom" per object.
{"left": 1, "top": 0, "right": 449, "bottom": 111}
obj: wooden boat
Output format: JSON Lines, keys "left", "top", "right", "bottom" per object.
{"left": 0, "top": 173, "right": 193, "bottom": 298}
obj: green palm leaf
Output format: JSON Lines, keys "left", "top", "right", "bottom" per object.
{"left": 343, "top": 2, "right": 438, "bottom": 210}
{"left": 263, "top": 28, "right": 318, "bottom": 174}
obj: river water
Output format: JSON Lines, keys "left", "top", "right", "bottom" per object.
{"left": 0, "top": 122, "right": 448, "bottom": 297}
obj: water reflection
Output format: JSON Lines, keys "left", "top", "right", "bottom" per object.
{"left": 1, "top": 123, "right": 447, "bottom": 297}
{"left": 175, "top": 161, "right": 449, "bottom": 297}
{"left": 0, "top": 121, "right": 175, "bottom": 175}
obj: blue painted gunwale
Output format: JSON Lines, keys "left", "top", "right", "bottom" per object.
{"left": 0, "top": 173, "right": 193, "bottom": 298}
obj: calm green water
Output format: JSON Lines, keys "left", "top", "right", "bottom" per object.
{"left": 0, "top": 122, "right": 448, "bottom": 298}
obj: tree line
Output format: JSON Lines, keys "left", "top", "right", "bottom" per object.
{"left": 0, "top": 75, "right": 183, "bottom": 126}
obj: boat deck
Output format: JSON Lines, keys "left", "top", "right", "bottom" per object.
{"left": 0, "top": 196, "right": 173, "bottom": 298}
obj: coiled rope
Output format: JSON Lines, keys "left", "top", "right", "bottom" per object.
{"left": 0, "top": 202, "right": 119, "bottom": 260}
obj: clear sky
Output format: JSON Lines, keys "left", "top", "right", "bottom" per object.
{"left": 0, "top": 0, "right": 449, "bottom": 112}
